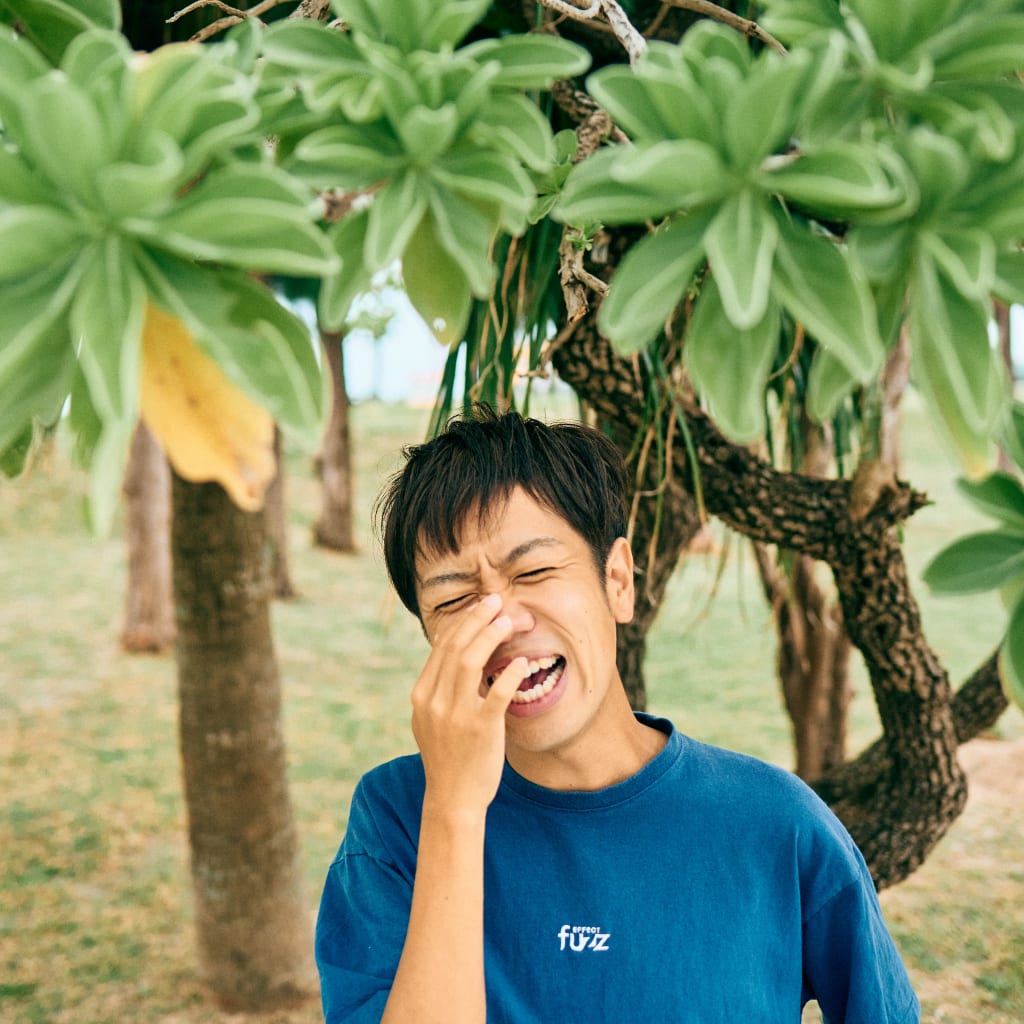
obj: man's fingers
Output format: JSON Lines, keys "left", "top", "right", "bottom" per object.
{"left": 485, "top": 656, "right": 529, "bottom": 714}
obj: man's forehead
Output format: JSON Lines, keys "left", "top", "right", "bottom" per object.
{"left": 413, "top": 489, "right": 576, "bottom": 586}
{"left": 415, "top": 534, "right": 566, "bottom": 592}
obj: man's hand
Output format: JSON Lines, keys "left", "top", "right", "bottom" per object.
{"left": 381, "top": 594, "right": 525, "bottom": 1024}
{"left": 411, "top": 593, "right": 528, "bottom": 821}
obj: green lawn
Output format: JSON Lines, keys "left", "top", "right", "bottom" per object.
{"left": 1, "top": 395, "right": 1021, "bottom": 1023}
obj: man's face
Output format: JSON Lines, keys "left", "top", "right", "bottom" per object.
{"left": 414, "top": 487, "right": 635, "bottom": 766}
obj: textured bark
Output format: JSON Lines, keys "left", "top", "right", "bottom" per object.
{"left": 313, "top": 328, "right": 357, "bottom": 553}
{"left": 121, "top": 421, "right": 175, "bottom": 653}
{"left": 266, "top": 426, "right": 297, "bottom": 599}
{"left": 551, "top": 314, "right": 1006, "bottom": 888}
{"left": 754, "top": 545, "right": 851, "bottom": 781}
{"left": 171, "top": 474, "right": 316, "bottom": 1010}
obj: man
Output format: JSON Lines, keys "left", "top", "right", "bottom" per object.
{"left": 315, "top": 407, "right": 919, "bottom": 1023}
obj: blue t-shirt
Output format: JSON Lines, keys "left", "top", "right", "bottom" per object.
{"left": 315, "top": 715, "right": 919, "bottom": 1023}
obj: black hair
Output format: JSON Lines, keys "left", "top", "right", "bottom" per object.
{"left": 376, "top": 405, "right": 629, "bottom": 619}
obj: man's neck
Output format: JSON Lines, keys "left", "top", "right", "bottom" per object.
{"left": 505, "top": 699, "right": 668, "bottom": 793}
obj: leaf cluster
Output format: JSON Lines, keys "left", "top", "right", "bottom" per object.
{"left": 555, "top": 2, "right": 1024, "bottom": 456}
{"left": 0, "top": 12, "right": 336, "bottom": 526}
{"left": 924, "top": 403, "right": 1024, "bottom": 710}
{"left": 259, "top": 0, "right": 589, "bottom": 343}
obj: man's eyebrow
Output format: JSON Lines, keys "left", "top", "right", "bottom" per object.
{"left": 418, "top": 536, "right": 564, "bottom": 592}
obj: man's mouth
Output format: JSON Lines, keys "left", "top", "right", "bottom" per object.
{"left": 489, "top": 655, "right": 566, "bottom": 705}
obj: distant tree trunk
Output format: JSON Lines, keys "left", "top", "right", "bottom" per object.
{"left": 266, "top": 426, "right": 297, "bottom": 599}
{"left": 313, "top": 327, "right": 357, "bottom": 553}
{"left": 121, "top": 421, "right": 175, "bottom": 653}
{"left": 171, "top": 474, "right": 316, "bottom": 1011}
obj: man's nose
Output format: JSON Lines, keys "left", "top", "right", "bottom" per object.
{"left": 486, "top": 585, "right": 535, "bottom": 634}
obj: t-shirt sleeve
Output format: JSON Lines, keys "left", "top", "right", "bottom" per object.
{"left": 802, "top": 875, "right": 920, "bottom": 1024}
{"left": 314, "top": 778, "right": 416, "bottom": 1024}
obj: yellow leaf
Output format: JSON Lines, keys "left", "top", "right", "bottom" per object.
{"left": 139, "top": 302, "right": 275, "bottom": 510}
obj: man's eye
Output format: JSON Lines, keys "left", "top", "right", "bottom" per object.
{"left": 518, "top": 567, "right": 554, "bottom": 581}
{"left": 435, "top": 594, "right": 474, "bottom": 612}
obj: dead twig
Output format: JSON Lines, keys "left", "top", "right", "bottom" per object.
{"left": 168, "top": 0, "right": 294, "bottom": 41}
{"left": 539, "top": 0, "right": 648, "bottom": 65}
{"left": 661, "top": 0, "right": 787, "bottom": 54}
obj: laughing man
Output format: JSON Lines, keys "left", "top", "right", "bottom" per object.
{"left": 314, "top": 406, "right": 919, "bottom": 1024}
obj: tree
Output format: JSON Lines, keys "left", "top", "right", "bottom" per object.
{"left": 0, "top": 4, "right": 330, "bottom": 1008}
{"left": 3, "top": 0, "right": 1024, "bottom": 1005}
{"left": 120, "top": 421, "right": 175, "bottom": 652}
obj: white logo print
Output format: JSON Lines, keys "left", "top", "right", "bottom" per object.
{"left": 557, "top": 924, "right": 611, "bottom": 952}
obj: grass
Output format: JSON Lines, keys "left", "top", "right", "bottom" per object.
{"left": 1, "top": 393, "right": 1022, "bottom": 1023}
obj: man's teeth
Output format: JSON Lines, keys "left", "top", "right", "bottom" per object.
{"left": 510, "top": 657, "right": 564, "bottom": 705}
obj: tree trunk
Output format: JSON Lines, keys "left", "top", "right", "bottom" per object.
{"left": 550, "top": 308, "right": 1009, "bottom": 888}
{"left": 313, "top": 327, "right": 357, "bottom": 553}
{"left": 266, "top": 426, "right": 297, "bottom": 599}
{"left": 121, "top": 421, "right": 175, "bottom": 653}
{"left": 171, "top": 473, "right": 316, "bottom": 1010}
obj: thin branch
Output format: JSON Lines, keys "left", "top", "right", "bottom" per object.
{"left": 168, "top": 0, "right": 294, "bottom": 40}
{"left": 661, "top": 0, "right": 787, "bottom": 54}
{"left": 539, "top": 0, "right": 648, "bottom": 64}
{"left": 168, "top": 0, "right": 247, "bottom": 24}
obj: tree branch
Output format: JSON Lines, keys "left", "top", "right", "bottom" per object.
{"left": 539, "top": 0, "right": 648, "bottom": 64}
{"left": 168, "top": 0, "right": 295, "bottom": 41}
{"left": 660, "top": 0, "right": 787, "bottom": 54}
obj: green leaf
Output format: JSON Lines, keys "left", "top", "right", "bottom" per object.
{"left": 395, "top": 103, "right": 459, "bottom": 163}
{"left": 909, "top": 254, "right": 1006, "bottom": 438}
{"left": 0, "top": 305, "right": 74, "bottom": 457}
{"left": 0, "top": 422, "right": 35, "bottom": 478}
{"left": 686, "top": 280, "right": 780, "bottom": 442}
{"left": 993, "top": 250, "right": 1024, "bottom": 306}
{"left": 771, "top": 214, "right": 883, "bottom": 380}
{"left": 70, "top": 238, "right": 145, "bottom": 423}
{"left": 704, "top": 189, "right": 778, "bottom": 330}
{"left": 610, "top": 140, "right": 730, "bottom": 209}
{"left": 806, "top": 346, "right": 860, "bottom": 423}
{"left": 431, "top": 149, "right": 533, "bottom": 234}
{"left": 95, "top": 131, "right": 185, "bottom": 221}
{"left": 1000, "top": 593, "right": 1024, "bottom": 713}
{"left": 261, "top": 17, "right": 362, "bottom": 71}
{"left": 85, "top": 416, "right": 134, "bottom": 536}
{"left": 461, "top": 35, "right": 590, "bottom": 89}
{"left": 957, "top": 473, "right": 1024, "bottom": 534}
{"left": 1003, "top": 401, "right": 1024, "bottom": 474}
{"left": 0, "top": 258, "right": 81, "bottom": 380}
{"left": 918, "top": 228, "right": 995, "bottom": 300}
{"left": 19, "top": 74, "right": 108, "bottom": 204}
{"left": 0, "top": 206, "right": 87, "bottom": 281}
{"left": 365, "top": 171, "right": 429, "bottom": 271}
{"left": 402, "top": 210, "right": 472, "bottom": 345}
{"left": 428, "top": 185, "right": 500, "bottom": 297}
{"left": 598, "top": 209, "right": 714, "bottom": 356}
{"left": 0, "top": 0, "right": 119, "bottom": 64}
{"left": 319, "top": 210, "right": 372, "bottom": 331}
{"left": 586, "top": 62, "right": 693, "bottom": 143}
{"left": 556, "top": 143, "right": 720, "bottom": 226}
{"left": 760, "top": 0, "right": 847, "bottom": 42}
{"left": 929, "top": 15, "right": 1024, "bottom": 78}
{"left": 151, "top": 165, "right": 337, "bottom": 277}
{"left": 723, "top": 51, "right": 806, "bottom": 169}
{"left": 758, "top": 142, "right": 909, "bottom": 218}
{"left": 292, "top": 122, "right": 403, "bottom": 189}
{"left": 923, "top": 530, "right": 1024, "bottom": 595}
{"left": 422, "top": 0, "right": 491, "bottom": 49}
{"left": 468, "top": 92, "right": 553, "bottom": 171}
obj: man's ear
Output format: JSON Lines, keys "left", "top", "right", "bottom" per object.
{"left": 605, "top": 537, "right": 635, "bottom": 624}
